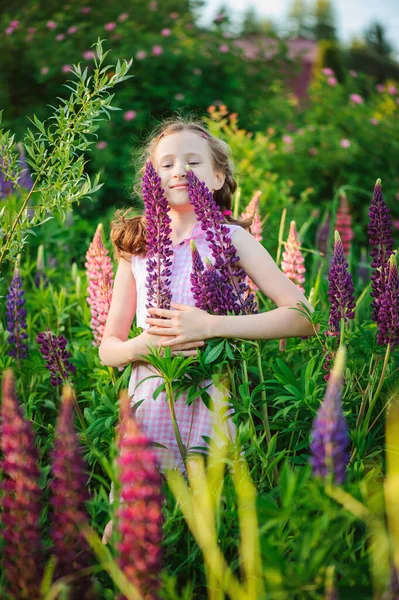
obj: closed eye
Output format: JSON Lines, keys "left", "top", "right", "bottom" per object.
{"left": 163, "top": 161, "right": 199, "bottom": 168}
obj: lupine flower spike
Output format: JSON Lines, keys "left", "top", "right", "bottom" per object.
{"left": 310, "top": 345, "right": 349, "bottom": 484}
{"left": 241, "top": 190, "right": 262, "bottom": 296}
{"left": 326, "top": 231, "right": 356, "bottom": 338}
{"left": 189, "top": 240, "right": 207, "bottom": 310}
{"left": 368, "top": 179, "right": 394, "bottom": 323}
{"left": 116, "top": 391, "right": 164, "bottom": 600}
{"left": 16, "top": 142, "right": 33, "bottom": 190}
{"left": 315, "top": 215, "right": 331, "bottom": 258}
{"left": 376, "top": 252, "right": 399, "bottom": 349}
{"left": 142, "top": 161, "right": 174, "bottom": 311}
{"left": 281, "top": 220, "right": 306, "bottom": 293}
{"left": 5, "top": 263, "right": 29, "bottom": 360}
{"left": 0, "top": 369, "right": 44, "bottom": 599}
{"left": 335, "top": 193, "right": 353, "bottom": 257}
{"left": 85, "top": 223, "right": 114, "bottom": 346}
{"left": 36, "top": 328, "right": 76, "bottom": 386}
{"left": 50, "top": 385, "right": 94, "bottom": 597}
{"left": 186, "top": 167, "right": 257, "bottom": 315}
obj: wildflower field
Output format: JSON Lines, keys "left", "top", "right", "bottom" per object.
{"left": 1, "top": 34, "right": 399, "bottom": 600}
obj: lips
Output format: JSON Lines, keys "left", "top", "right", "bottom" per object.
{"left": 171, "top": 184, "right": 188, "bottom": 189}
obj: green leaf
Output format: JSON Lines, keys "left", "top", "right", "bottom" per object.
{"left": 205, "top": 340, "right": 225, "bottom": 364}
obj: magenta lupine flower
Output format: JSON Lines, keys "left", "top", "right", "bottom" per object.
{"left": 335, "top": 193, "right": 353, "bottom": 256}
{"left": 326, "top": 231, "right": 356, "bottom": 337}
{"left": 368, "top": 179, "right": 395, "bottom": 323}
{"left": 5, "top": 265, "right": 29, "bottom": 360}
{"left": 116, "top": 394, "right": 164, "bottom": 600}
{"left": 186, "top": 168, "right": 257, "bottom": 315}
{"left": 142, "top": 161, "right": 173, "bottom": 311}
{"left": 50, "top": 385, "right": 94, "bottom": 595}
{"left": 0, "top": 369, "right": 44, "bottom": 599}
{"left": 376, "top": 253, "right": 399, "bottom": 349}
{"left": 316, "top": 215, "right": 331, "bottom": 257}
{"left": 310, "top": 346, "right": 349, "bottom": 484}
{"left": 85, "top": 223, "right": 114, "bottom": 346}
{"left": 241, "top": 191, "right": 262, "bottom": 294}
{"left": 281, "top": 220, "right": 306, "bottom": 293}
{"left": 36, "top": 328, "right": 76, "bottom": 386}
{"left": 203, "top": 257, "right": 237, "bottom": 315}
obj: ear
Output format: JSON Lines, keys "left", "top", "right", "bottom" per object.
{"left": 214, "top": 171, "right": 226, "bottom": 191}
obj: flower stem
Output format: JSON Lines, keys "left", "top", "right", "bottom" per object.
{"left": 363, "top": 343, "right": 391, "bottom": 433}
{"left": 165, "top": 378, "right": 186, "bottom": 465}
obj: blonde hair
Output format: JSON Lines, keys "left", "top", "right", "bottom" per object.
{"left": 110, "top": 114, "right": 253, "bottom": 260}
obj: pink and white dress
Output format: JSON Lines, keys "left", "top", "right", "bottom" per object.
{"left": 109, "top": 221, "right": 243, "bottom": 502}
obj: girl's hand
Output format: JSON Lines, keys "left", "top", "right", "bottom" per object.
{"left": 145, "top": 302, "right": 212, "bottom": 347}
{"left": 135, "top": 329, "right": 204, "bottom": 358}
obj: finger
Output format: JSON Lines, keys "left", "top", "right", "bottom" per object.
{"left": 171, "top": 350, "right": 199, "bottom": 357}
{"left": 147, "top": 327, "right": 179, "bottom": 336}
{"left": 173, "top": 341, "right": 205, "bottom": 350}
{"left": 146, "top": 317, "right": 174, "bottom": 327}
{"left": 148, "top": 307, "right": 177, "bottom": 318}
{"left": 170, "top": 302, "right": 189, "bottom": 310}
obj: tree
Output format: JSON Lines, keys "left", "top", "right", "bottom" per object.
{"left": 313, "top": 0, "right": 337, "bottom": 42}
{"left": 287, "top": 0, "right": 313, "bottom": 38}
{"left": 364, "top": 21, "right": 393, "bottom": 59}
{"left": 240, "top": 7, "right": 279, "bottom": 37}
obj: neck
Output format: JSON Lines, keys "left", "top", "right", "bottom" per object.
{"left": 168, "top": 206, "right": 198, "bottom": 240}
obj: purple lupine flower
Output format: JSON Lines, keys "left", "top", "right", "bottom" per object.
{"left": 203, "top": 257, "right": 237, "bottom": 314}
{"left": 325, "top": 231, "right": 356, "bottom": 337}
{"left": 116, "top": 393, "right": 164, "bottom": 600}
{"left": 190, "top": 239, "right": 207, "bottom": 310}
{"left": 16, "top": 142, "right": 33, "bottom": 190}
{"left": 0, "top": 154, "right": 15, "bottom": 198}
{"left": 368, "top": 179, "right": 394, "bottom": 323}
{"left": 5, "top": 265, "right": 29, "bottom": 359}
{"left": 316, "top": 215, "right": 331, "bottom": 258}
{"left": 50, "top": 385, "right": 94, "bottom": 596}
{"left": 0, "top": 369, "right": 44, "bottom": 599}
{"left": 142, "top": 161, "right": 173, "bottom": 311}
{"left": 36, "top": 328, "right": 76, "bottom": 386}
{"left": 376, "top": 252, "right": 399, "bottom": 349}
{"left": 186, "top": 168, "right": 257, "bottom": 315}
{"left": 310, "top": 345, "right": 349, "bottom": 484}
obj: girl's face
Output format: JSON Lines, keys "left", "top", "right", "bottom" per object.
{"left": 153, "top": 129, "right": 225, "bottom": 208}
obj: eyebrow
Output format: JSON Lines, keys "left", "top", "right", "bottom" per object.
{"left": 159, "top": 152, "right": 203, "bottom": 161}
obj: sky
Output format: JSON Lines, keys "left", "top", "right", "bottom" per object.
{"left": 199, "top": 0, "right": 399, "bottom": 57}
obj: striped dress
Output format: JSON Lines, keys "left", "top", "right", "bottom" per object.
{"left": 109, "top": 221, "right": 242, "bottom": 503}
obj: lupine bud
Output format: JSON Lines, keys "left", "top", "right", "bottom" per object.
{"left": 326, "top": 231, "right": 356, "bottom": 337}
{"left": 36, "top": 328, "right": 76, "bottom": 386}
{"left": 316, "top": 215, "right": 331, "bottom": 257}
{"left": 50, "top": 385, "right": 94, "bottom": 596}
{"left": 310, "top": 345, "right": 349, "bottom": 484}
{"left": 142, "top": 161, "right": 173, "bottom": 311}
{"left": 85, "top": 223, "right": 114, "bottom": 346}
{"left": 376, "top": 252, "right": 399, "bottom": 349}
{"left": 34, "top": 244, "right": 50, "bottom": 288}
{"left": 116, "top": 393, "right": 164, "bottom": 600}
{"left": 241, "top": 190, "right": 262, "bottom": 294}
{"left": 335, "top": 193, "right": 353, "bottom": 256}
{"left": 0, "top": 369, "right": 44, "bottom": 599}
{"left": 186, "top": 167, "right": 257, "bottom": 315}
{"left": 71, "top": 262, "right": 78, "bottom": 282}
{"left": 281, "top": 220, "right": 306, "bottom": 293}
{"left": 5, "top": 264, "right": 29, "bottom": 359}
{"left": 368, "top": 179, "right": 394, "bottom": 323}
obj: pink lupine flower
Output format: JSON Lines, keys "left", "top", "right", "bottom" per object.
{"left": 322, "top": 67, "right": 334, "bottom": 76}
{"left": 124, "top": 110, "right": 137, "bottom": 121}
{"left": 387, "top": 85, "right": 397, "bottom": 95}
{"left": 83, "top": 50, "right": 95, "bottom": 60}
{"left": 62, "top": 64, "right": 73, "bottom": 73}
{"left": 118, "top": 12, "right": 129, "bottom": 21}
{"left": 170, "top": 12, "right": 179, "bottom": 18}
{"left": 340, "top": 139, "right": 351, "bottom": 148}
{"left": 328, "top": 76, "right": 337, "bottom": 86}
{"left": 96, "top": 141, "right": 108, "bottom": 149}
{"left": 335, "top": 193, "right": 354, "bottom": 256}
{"left": 283, "top": 135, "right": 293, "bottom": 145}
{"left": 85, "top": 224, "right": 114, "bottom": 346}
{"left": 116, "top": 393, "right": 164, "bottom": 599}
{"left": 0, "top": 369, "right": 44, "bottom": 599}
{"left": 281, "top": 220, "right": 306, "bottom": 293}
{"left": 309, "top": 147, "right": 318, "bottom": 156}
{"left": 40, "top": 66, "right": 49, "bottom": 75}
{"left": 104, "top": 22, "right": 116, "bottom": 31}
{"left": 149, "top": 1, "right": 158, "bottom": 10}
{"left": 152, "top": 45, "right": 163, "bottom": 55}
{"left": 241, "top": 191, "right": 262, "bottom": 295}
{"left": 28, "top": 27, "right": 36, "bottom": 34}
{"left": 136, "top": 50, "right": 147, "bottom": 60}
{"left": 47, "top": 20, "right": 57, "bottom": 29}
{"left": 5, "top": 26, "right": 14, "bottom": 35}
{"left": 56, "top": 33, "right": 65, "bottom": 41}
{"left": 67, "top": 25, "right": 77, "bottom": 34}
{"left": 376, "top": 84, "right": 385, "bottom": 93}
{"left": 161, "top": 28, "right": 171, "bottom": 36}
{"left": 50, "top": 385, "right": 94, "bottom": 595}
{"left": 10, "top": 20, "right": 20, "bottom": 28}
{"left": 349, "top": 70, "right": 358, "bottom": 78}
{"left": 219, "top": 44, "right": 229, "bottom": 53}
{"left": 81, "top": 6, "right": 91, "bottom": 14}
{"left": 370, "top": 117, "right": 379, "bottom": 125}
{"left": 350, "top": 93, "right": 364, "bottom": 104}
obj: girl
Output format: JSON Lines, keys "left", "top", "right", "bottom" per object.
{"left": 100, "top": 116, "right": 316, "bottom": 543}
